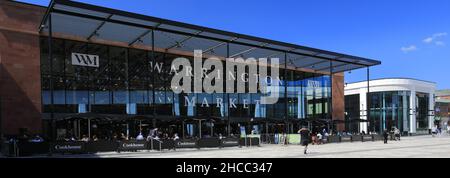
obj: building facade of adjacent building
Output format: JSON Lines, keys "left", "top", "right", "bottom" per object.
{"left": 0, "top": 0, "right": 380, "bottom": 139}
{"left": 345, "top": 78, "right": 436, "bottom": 134}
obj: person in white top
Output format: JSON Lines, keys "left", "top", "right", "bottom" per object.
{"left": 431, "top": 125, "right": 438, "bottom": 137}
{"left": 316, "top": 133, "right": 323, "bottom": 145}
{"left": 81, "top": 135, "right": 89, "bottom": 142}
{"left": 173, "top": 133, "right": 180, "bottom": 141}
{"left": 447, "top": 125, "right": 450, "bottom": 135}
{"left": 136, "top": 132, "right": 144, "bottom": 141}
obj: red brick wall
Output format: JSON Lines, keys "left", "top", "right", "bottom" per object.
{"left": 0, "top": 1, "right": 45, "bottom": 135}
{"left": 332, "top": 73, "right": 345, "bottom": 131}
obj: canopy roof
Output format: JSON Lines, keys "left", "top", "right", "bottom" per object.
{"left": 40, "top": 0, "right": 381, "bottom": 73}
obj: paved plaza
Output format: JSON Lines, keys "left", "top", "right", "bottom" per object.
{"left": 34, "top": 134, "right": 450, "bottom": 158}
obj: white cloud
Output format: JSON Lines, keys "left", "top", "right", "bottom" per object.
{"left": 434, "top": 32, "right": 448, "bottom": 38}
{"left": 423, "top": 37, "right": 433, "bottom": 43}
{"left": 435, "top": 41, "right": 446, "bottom": 46}
{"left": 423, "top": 32, "right": 447, "bottom": 44}
{"left": 401, "top": 45, "right": 417, "bottom": 53}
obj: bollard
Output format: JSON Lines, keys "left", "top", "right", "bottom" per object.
{"left": 244, "top": 136, "right": 247, "bottom": 147}
{"left": 48, "top": 143, "right": 53, "bottom": 157}
{"left": 150, "top": 139, "right": 153, "bottom": 151}
{"left": 13, "top": 141, "right": 18, "bottom": 157}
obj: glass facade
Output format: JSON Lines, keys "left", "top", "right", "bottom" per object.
{"left": 40, "top": 37, "right": 332, "bottom": 137}
{"left": 367, "top": 91, "right": 410, "bottom": 133}
{"left": 416, "top": 92, "right": 430, "bottom": 130}
{"left": 344, "top": 94, "right": 360, "bottom": 133}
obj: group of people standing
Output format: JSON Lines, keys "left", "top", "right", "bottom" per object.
{"left": 298, "top": 126, "right": 404, "bottom": 154}
{"left": 382, "top": 127, "right": 401, "bottom": 144}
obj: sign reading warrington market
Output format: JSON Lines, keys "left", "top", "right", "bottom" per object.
{"left": 170, "top": 50, "right": 280, "bottom": 105}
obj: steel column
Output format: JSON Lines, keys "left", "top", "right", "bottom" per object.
{"left": 151, "top": 29, "right": 156, "bottom": 129}
{"left": 330, "top": 60, "right": 333, "bottom": 121}
{"left": 227, "top": 42, "right": 231, "bottom": 137}
{"left": 366, "top": 66, "right": 370, "bottom": 133}
{"left": 48, "top": 12, "right": 56, "bottom": 141}
{"left": 284, "top": 52, "right": 288, "bottom": 133}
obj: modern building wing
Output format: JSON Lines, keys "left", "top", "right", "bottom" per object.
{"left": 0, "top": 0, "right": 380, "bottom": 140}
{"left": 345, "top": 78, "right": 436, "bottom": 134}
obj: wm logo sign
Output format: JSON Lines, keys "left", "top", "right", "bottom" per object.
{"left": 71, "top": 53, "right": 99, "bottom": 67}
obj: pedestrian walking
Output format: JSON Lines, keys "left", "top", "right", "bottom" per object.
{"left": 383, "top": 129, "right": 388, "bottom": 144}
{"left": 431, "top": 125, "right": 437, "bottom": 137}
{"left": 447, "top": 124, "right": 450, "bottom": 135}
{"left": 394, "top": 127, "right": 401, "bottom": 141}
{"left": 298, "top": 127, "right": 311, "bottom": 154}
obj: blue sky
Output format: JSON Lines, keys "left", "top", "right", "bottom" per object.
{"left": 19, "top": 0, "right": 450, "bottom": 89}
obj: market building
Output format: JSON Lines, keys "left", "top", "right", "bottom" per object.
{"left": 0, "top": 0, "right": 380, "bottom": 140}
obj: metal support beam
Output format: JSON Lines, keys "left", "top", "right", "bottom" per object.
{"left": 284, "top": 52, "right": 288, "bottom": 133}
{"left": 226, "top": 42, "right": 231, "bottom": 137}
{"left": 165, "top": 31, "right": 203, "bottom": 50}
{"left": 331, "top": 65, "right": 366, "bottom": 74}
{"left": 203, "top": 37, "right": 238, "bottom": 54}
{"left": 329, "top": 60, "right": 333, "bottom": 122}
{"left": 295, "top": 60, "right": 328, "bottom": 69}
{"left": 229, "top": 43, "right": 268, "bottom": 58}
{"left": 129, "top": 23, "right": 161, "bottom": 46}
{"left": 366, "top": 66, "right": 370, "bottom": 132}
{"left": 48, "top": 12, "right": 56, "bottom": 141}
{"left": 151, "top": 29, "right": 156, "bottom": 129}
{"left": 129, "top": 29, "right": 151, "bottom": 46}
{"left": 263, "top": 48, "right": 296, "bottom": 59}
{"left": 87, "top": 14, "right": 113, "bottom": 40}
{"left": 315, "top": 62, "right": 348, "bottom": 73}
{"left": 38, "top": 0, "right": 56, "bottom": 32}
